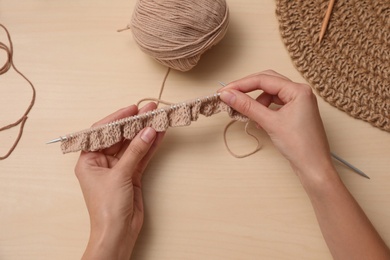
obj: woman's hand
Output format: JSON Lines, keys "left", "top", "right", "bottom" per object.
{"left": 219, "top": 70, "right": 334, "bottom": 182}
{"left": 75, "top": 102, "right": 165, "bottom": 260}
{"left": 220, "top": 70, "right": 390, "bottom": 259}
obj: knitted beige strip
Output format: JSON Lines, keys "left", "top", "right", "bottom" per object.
{"left": 60, "top": 93, "right": 248, "bottom": 153}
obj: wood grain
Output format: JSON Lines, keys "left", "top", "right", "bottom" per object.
{"left": 0, "top": 0, "right": 389, "bottom": 259}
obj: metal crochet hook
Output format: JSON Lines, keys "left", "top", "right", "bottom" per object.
{"left": 218, "top": 81, "right": 369, "bottom": 179}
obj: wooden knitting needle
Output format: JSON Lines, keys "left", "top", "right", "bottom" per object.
{"left": 218, "top": 81, "right": 369, "bottom": 179}
{"left": 319, "top": 0, "right": 336, "bottom": 43}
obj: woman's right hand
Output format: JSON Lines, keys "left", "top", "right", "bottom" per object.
{"left": 219, "top": 70, "right": 335, "bottom": 182}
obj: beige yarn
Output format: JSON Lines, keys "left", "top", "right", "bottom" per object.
{"left": 130, "top": 0, "right": 229, "bottom": 71}
{"left": 0, "top": 24, "right": 36, "bottom": 160}
{"left": 60, "top": 94, "right": 248, "bottom": 153}
{"left": 276, "top": 0, "right": 390, "bottom": 132}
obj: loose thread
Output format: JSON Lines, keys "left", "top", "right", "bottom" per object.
{"left": 0, "top": 24, "right": 36, "bottom": 160}
{"left": 157, "top": 67, "right": 170, "bottom": 107}
{"left": 0, "top": 117, "right": 28, "bottom": 160}
{"left": 117, "top": 24, "right": 131, "bottom": 33}
{"left": 136, "top": 97, "right": 173, "bottom": 108}
{"left": 136, "top": 68, "right": 173, "bottom": 108}
{"left": 223, "top": 120, "right": 262, "bottom": 158}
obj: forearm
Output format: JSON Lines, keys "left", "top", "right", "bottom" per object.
{"left": 299, "top": 164, "right": 390, "bottom": 260}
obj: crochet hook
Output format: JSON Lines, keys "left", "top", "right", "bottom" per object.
{"left": 218, "top": 81, "right": 369, "bottom": 179}
{"left": 319, "top": 0, "right": 336, "bottom": 43}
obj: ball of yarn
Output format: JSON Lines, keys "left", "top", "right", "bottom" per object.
{"left": 130, "top": 0, "right": 230, "bottom": 72}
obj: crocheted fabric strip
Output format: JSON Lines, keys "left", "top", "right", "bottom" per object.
{"left": 276, "top": 0, "right": 390, "bottom": 132}
{"left": 60, "top": 94, "right": 247, "bottom": 153}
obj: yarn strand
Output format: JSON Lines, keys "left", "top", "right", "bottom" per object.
{"left": 223, "top": 120, "right": 262, "bottom": 158}
{"left": 156, "top": 67, "right": 170, "bottom": 106}
{"left": 136, "top": 67, "right": 173, "bottom": 108}
{"left": 0, "top": 24, "right": 36, "bottom": 160}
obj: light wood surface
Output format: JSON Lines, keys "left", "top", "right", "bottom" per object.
{"left": 1, "top": 0, "right": 389, "bottom": 259}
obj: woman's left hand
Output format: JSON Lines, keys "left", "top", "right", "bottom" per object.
{"left": 75, "top": 102, "right": 165, "bottom": 260}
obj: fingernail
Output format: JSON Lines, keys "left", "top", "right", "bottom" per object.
{"left": 140, "top": 127, "right": 156, "bottom": 144}
{"left": 220, "top": 90, "right": 236, "bottom": 106}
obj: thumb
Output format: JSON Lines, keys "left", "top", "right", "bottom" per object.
{"left": 115, "top": 127, "right": 157, "bottom": 172}
{"left": 220, "top": 89, "right": 272, "bottom": 126}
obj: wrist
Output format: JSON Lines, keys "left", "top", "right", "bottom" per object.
{"left": 293, "top": 161, "right": 342, "bottom": 199}
{"left": 82, "top": 220, "right": 137, "bottom": 260}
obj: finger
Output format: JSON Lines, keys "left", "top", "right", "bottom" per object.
{"left": 115, "top": 102, "right": 164, "bottom": 185}
{"left": 115, "top": 102, "right": 158, "bottom": 160}
{"left": 256, "top": 92, "right": 284, "bottom": 107}
{"left": 225, "top": 70, "right": 292, "bottom": 87}
{"left": 120, "top": 131, "right": 165, "bottom": 169}
{"left": 220, "top": 89, "right": 273, "bottom": 126}
{"left": 115, "top": 127, "right": 157, "bottom": 173}
{"left": 256, "top": 92, "right": 273, "bottom": 107}
{"left": 140, "top": 131, "right": 165, "bottom": 166}
{"left": 138, "top": 102, "right": 157, "bottom": 114}
{"left": 220, "top": 73, "right": 300, "bottom": 104}
{"left": 221, "top": 73, "right": 291, "bottom": 95}
{"left": 131, "top": 131, "right": 165, "bottom": 188}
{"left": 260, "top": 70, "right": 292, "bottom": 81}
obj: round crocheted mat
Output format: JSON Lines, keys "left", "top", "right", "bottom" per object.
{"left": 276, "top": 0, "right": 390, "bottom": 132}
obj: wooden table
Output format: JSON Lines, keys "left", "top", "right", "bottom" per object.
{"left": 1, "top": 0, "right": 389, "bottom": 259}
